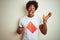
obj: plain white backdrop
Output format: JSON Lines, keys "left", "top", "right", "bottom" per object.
{"left": 0, "top": 0, "right": 60, "bottom": 40}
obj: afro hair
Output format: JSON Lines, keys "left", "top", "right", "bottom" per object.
{"left": 26, "top": 1, "right": 38, "bottom": 10}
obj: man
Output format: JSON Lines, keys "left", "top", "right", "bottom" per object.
{"left": 17, "top": 1, "right": 52, "bottom": 40}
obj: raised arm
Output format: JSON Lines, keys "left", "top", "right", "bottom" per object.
{"left": 39, "top": 12, "right": 52, "bottom": 35}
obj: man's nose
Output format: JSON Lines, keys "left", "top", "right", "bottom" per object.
{"left": 30, "top": 8, "right": 33, "bottom": 11}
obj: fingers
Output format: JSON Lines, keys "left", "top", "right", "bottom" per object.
{"left": 43, "top": 12, "right": 52, "bottom": 21}
{"left": 43, "top": 14, "right": 44, "bottom": 18}
{"left": 43, "top": 14, "right": 45, "bottom": 19}
{"left": 48, "top": 12, "right": 52, "bottom": 17}
{"left": 43, "top": 14, "right": 45, "bottom": 18}
{"left": 45, "top": 12, "right": 52, "bottom": 19}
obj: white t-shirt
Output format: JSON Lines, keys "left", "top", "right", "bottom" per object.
{"left": 19, "top": 15, "right": 42, "bottom": 40}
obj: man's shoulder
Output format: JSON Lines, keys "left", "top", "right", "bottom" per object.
{"left": 35, "top": 15, "right": 42, "bottom": 19}
{"left": 19, "top": 16, "right": 27, "bottom": 20}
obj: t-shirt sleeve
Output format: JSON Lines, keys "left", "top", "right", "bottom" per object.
{"left": 18, "top": 18, "right": 23, "bottom": 27}
{"left": 39, "top": 18, "right": 43, "bottom": 25}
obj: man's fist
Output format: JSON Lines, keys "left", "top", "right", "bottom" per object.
{"left": 17, "top": 27, "right": 25, "bottom": 34}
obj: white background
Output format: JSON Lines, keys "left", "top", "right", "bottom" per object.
{"left": 0, "top": 0, "right": 60, "bottom": 40}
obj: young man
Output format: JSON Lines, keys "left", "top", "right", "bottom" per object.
{"left": 17, "top": 1, "right": 52, "bottom": 40}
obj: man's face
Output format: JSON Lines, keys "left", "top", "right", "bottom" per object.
{"left": 27, "top": 5, "right": 35, "bottom": 17}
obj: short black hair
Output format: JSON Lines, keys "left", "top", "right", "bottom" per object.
{"left": 26, "top": 1, "right": 38, "bottom": 10}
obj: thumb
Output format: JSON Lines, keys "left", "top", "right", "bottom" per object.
{"left": 43, "top": 14, "right": 44, "bottom": 17}
{"left": 43, "top": 14, "right": 45, "bottom": 19}
{"left": 43, "top": 14, "right": 45, "bottom": 18}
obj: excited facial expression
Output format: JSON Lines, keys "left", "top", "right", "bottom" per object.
{"left": 27, "top": 5, "right": 35, "bottom": 17}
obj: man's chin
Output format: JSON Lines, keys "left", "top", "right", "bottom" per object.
{"left": 28, "top": 15, "right": 34, "bottom": 17}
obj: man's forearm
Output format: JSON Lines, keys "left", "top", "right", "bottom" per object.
{"left": 39, "top": 21, "right": 47, "bottom": 35}
{"left": 43, "top": 20, "right": 47, "bottom": 35}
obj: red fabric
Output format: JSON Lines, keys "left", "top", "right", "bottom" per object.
{"left": 27, "top": 22, "right": 37, "bottom": 33}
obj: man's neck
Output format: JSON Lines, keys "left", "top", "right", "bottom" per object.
{"left": 27, "top": 15, "right": 34, "bottom": 18}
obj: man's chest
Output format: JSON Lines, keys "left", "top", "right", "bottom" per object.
{"left": 21, "top": 19, "right": 40, "bottom": 28}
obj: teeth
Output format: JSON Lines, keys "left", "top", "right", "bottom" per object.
{"left": 30, "top": 11, "right": 33, "bottom": 14}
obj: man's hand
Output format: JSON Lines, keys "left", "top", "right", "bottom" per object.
{"left": 43, "top": 12, "right": 52, "bottom": 22}
{"left": 39, "top": 12, "right": 52, "bottom": 35}
{"left": 17, "top": 27, "right": 25, "bottom": 34}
